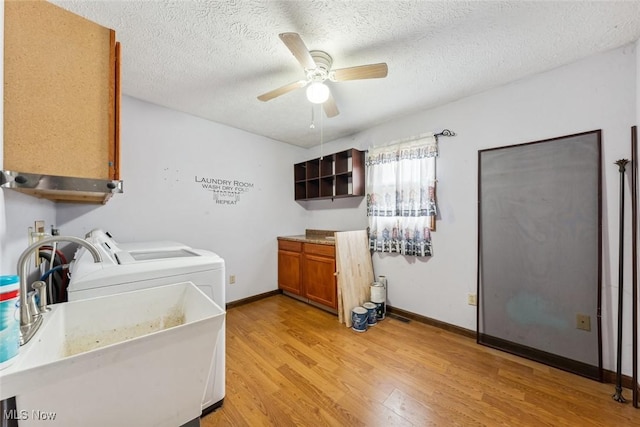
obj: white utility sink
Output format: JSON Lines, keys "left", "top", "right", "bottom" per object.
{"left": 0, "top": 281, "right": 225, "bottom": 427}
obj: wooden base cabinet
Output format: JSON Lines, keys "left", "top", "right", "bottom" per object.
{"left": 278, "top": 240, "right": 337, "bottom": 311}
{"left": 303, "top": 243, "right": 337, "bottom": 310}
{"left": 277, "top": 240, "right": 303, "bottom": 295}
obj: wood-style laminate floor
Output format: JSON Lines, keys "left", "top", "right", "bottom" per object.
{"left": 202, "top": 295, "right": 639, "bottom": 426}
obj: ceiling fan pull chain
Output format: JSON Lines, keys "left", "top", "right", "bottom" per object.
{"left": 320, "top": 105, "right": 324, "bottom": 160}
{"left": 310, "top": 106, "right": 315, "bottom": 129}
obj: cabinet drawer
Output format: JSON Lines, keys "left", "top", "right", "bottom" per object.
{"left": 304, "top": 243, "right": 335, "bottom": 257}
{"left": 278, "top": 240, "right": 302, "bottom": 252}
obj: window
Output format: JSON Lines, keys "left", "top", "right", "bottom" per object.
{"left": 365, "top": 135, "right": 437, "bottom": 256}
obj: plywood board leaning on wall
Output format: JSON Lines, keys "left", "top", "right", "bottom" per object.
{"left": 335, "top": 230, "right": 375, "bottom": 327}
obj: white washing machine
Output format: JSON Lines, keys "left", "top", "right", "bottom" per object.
{"left": 67, "top": 229, "right": 226, "bottom": 415}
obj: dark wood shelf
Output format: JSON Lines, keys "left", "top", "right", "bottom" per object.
{"left": 306, "top": 159, "right": 319, "bottom": 179}
{"left": 295, "top": 181, "right": 306, "bottom": 200}
{"left": 306, "top": 178, "right": 320, "bottom": 198}
{"left": 294, "top": 163, "right": 306, "bottom": 182}
{"left": 294, "top": 149, "right": 365, "bottom": 201}
{"left": 320, "top": 177, "right": 334, "bottom": 198}
{"left": 320, "top": 156, "right": 333, "bottom": 177}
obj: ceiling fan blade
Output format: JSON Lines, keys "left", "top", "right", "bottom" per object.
{"left": 279, "top": 32, "right": 317, "bottom": 70}
{"left": 331, "top": 63, "right": 388, "bottom": 81}
{"left": 257, "top": 80, "right": 308, "bottom": 102}
{"left": 323, "top": 92, "right": 339, "bottom": 118}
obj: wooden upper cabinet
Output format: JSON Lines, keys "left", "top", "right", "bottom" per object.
{"left": 3, "top": 0, "right": 121, "bottom": 183}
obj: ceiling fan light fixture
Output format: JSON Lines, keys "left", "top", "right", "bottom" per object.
{"left": 257, "top": 33, "right": 387, "bottom": 117}
{"left": 306, "top": 82, "right": 330, "bottom": 104}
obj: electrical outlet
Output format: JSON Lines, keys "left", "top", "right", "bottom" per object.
{"left": 467, "top": 293, "right": 477, "bottom": 306}
{"left": 229, "top": 275, "right": 236, "bottom": 284}
{"left": 576, "top": 314, "right": 591, "bottom": 331}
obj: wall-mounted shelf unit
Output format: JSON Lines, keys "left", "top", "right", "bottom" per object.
{"left": 294, "top": 149, "right": 365, "bottom": 201}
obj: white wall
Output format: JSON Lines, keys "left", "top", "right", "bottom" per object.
{"left": 304, "top": 44, "right": 638, "bottom": 375}
{"left": 55, "top": 96, "right": 307, "bottom": 302}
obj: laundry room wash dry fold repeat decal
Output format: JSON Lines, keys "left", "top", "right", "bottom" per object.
{"left": 195, "top": 176, "right": 254, "bottom": 205}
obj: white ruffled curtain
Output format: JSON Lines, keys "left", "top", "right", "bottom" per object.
{"left": 366, "top": 135, "right": 438, "bottom": 256}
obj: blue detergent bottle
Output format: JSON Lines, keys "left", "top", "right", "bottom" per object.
{"left": 0, "top": 275, "right": 20, "bottom": 369}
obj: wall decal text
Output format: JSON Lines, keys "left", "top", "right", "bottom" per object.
{"left": 195, "top": 176, "right": 254, "bottom": 205}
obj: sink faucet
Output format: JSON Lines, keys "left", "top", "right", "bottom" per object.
{"left": 17, "top": 235, "right": 103, "bottom": 345}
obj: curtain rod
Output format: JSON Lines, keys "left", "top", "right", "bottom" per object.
{"left": 434, "top": 129, "right": 456, "bottom": 138}
{"left": 366, "top": 129, "right": 456, "bottom": 152}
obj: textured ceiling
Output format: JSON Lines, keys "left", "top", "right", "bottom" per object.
{"left": 50, "top": 0, "right": 640, "bottom": 148}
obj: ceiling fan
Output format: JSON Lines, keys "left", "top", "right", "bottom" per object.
{"left": 257, "top": 32, "right": 388, "bottom": 118}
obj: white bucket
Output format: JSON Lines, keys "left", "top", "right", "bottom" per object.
{"left": 351, "top": 307, "right": 368, "bottom": 332}
{"left": 374, "top": 301, "right": 386, "bottom": 320}
{"left": 370, "top": 282, "right": 386, "bottom": 303}
{"left": 363, "top": 302, "right": 377, "bottom": 326}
